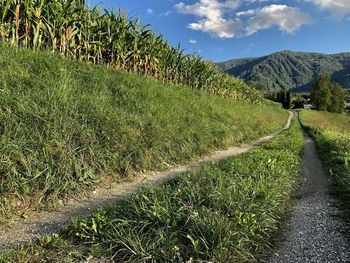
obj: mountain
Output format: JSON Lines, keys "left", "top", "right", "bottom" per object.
{"left": 218, "top": 51, "right": 350, "bottom": 92}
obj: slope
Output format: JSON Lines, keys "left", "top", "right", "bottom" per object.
{"left": 0, "top": 45, "right": 287, "bottom": 219}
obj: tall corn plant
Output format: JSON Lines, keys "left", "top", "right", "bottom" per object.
{"left": 0, "top": 0, "right": 263, "bottom": 103}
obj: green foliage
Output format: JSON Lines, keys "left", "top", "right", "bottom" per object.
{"left": 0, "top": 0, "right": 262, "bottom": 102}
{"left": 0, "top": 120, "right": 304, "bottom": 262}
{"left": 310, "top": 75, "right": 332, "bottom": 111}
{"left": 218, "top": 50, "right": 350, "bottom": 92}
{"left": 329, "top": 83, "right": 345, "bottom": 113}
{"left": 292, "top": 95, "right": 307, "bottom": 109}
{"left": 286, "top": 91, "right": 292, "bottom": 109}
{"left": 299, "top": 110, "right": 350, "bottom": 134}
{"left": 300, "top": 110, "right": 350, "bottom": 230}
{"left": 265, "top": 89, "right": 292, "bottom": 109}
{"left": 0, "top": 45, "right": 287, "bottom": 217}
{"left": 310, "top": 75, "right": 345, "bottom": 113}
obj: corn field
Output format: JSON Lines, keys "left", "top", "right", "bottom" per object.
{"left": 0, "top": 0, "right": 262, "bottom": 102}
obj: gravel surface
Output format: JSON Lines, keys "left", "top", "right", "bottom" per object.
{"left": 0, "top": 113, "right": 293, "bottom": 251}
{"left": 269, "top": 118, "right": 350, "bottom": 263}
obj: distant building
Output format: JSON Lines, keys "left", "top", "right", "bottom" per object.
{"left": 303, "top": 104, "right": 312, "bottom": 109}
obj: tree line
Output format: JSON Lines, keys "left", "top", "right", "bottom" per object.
{"left": 265, "top": 90, "right": 292, "bottom": 109}
{"left": 264, "top": 75, "right": 345, "bottom": 113}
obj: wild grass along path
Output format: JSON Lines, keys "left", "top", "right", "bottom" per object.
{"left": 268, "top": 113, "right": 350, "bottom": 262}
{"left": 0, "top": 112, "right": 293, "bottom": 251}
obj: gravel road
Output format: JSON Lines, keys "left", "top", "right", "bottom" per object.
{"left": 269, "top": 121, "right": 350, "bottom": 262}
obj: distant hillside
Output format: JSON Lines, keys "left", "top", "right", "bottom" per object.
{"left": 218, "top": 51, "right": 350, "bottom": 92}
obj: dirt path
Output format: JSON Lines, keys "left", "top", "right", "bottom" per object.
{"left": 0, "top": 112, "right": 293, "bottom": 251}
{"left": 268, "top": 114, "right": 350, "bottom": 262}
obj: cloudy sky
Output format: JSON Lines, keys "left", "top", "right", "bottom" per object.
{"left": 88, "top": 0, "right": 350, "bottom": 62}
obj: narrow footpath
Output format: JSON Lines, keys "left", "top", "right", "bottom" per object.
{"left": 0, "top": 113, "right": 293, "bottom": 251}
{"left": 269, "top": 116, "right": 350, "bottom": 262}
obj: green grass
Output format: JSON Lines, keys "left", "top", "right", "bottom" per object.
{"left": 0, "top": 45, "right": 287, "bottom": 218}
{"left": 299, "top": 110, "right": 350, "bottom": 229}
{"left": 0, "top": 119, "right": 304, "bottom": 262}
{"left": 299, "top": 110, "right": 350, "bottom": 134}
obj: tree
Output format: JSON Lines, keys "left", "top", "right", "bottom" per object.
{"left": 275, "top": 89, "right": 291, "bottom": 109}
{"left": 285, "top": 90, "right": 292, "bottom": 109}
{"left": 265, "top": 89, "right": 294, "bottom": 109}
{"left": 328, "top": 83, "right": 345, "bottom": 113}
{"left": 310, "top": 75, "right": 332, "bottom": 111}
{"left": 292, "top": 95, "right": 307, "bottom": 109}
{"left": 310, "top": 75, "right": 345, "bottom": 113}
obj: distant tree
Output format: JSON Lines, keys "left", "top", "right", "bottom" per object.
{"left": 293, "top": 95, "right": 306, "bottom": 109}
{"left": 275, "top": 89, "right": 291, "bottom": 109}
{"left": 276, "top": 90, "right": 285, "bottom": 108}
{"left": 285, "top": 90, "right": 292, "bottom": 109}
{"left": 276, "top": 91, "right": 283, "bottom": 106}
{"left": 265, "top": 89, "right": 294, "bottom": 109}
{"left": 310, "top": 75, "right": 345, "bottom": 113}
{"left": 328, "top": 83, "right": 345, "bottom": 113}
{"left": 310, "top": 75, "right": 332, "bottom": 111}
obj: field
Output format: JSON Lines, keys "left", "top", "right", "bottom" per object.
{"left": 299, "top": 110, "right": 350, "bottom": 226}
{"left": 0, "top": 118, "right": 304, "bottom": 263}
{"left": 0, "top": 45, "right": 288, "bottom": 219}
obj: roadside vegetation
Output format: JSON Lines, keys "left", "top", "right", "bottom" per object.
{"left": 0, "top": 45, "right": 287, "bottom": 219}
{"left": 299, "top": 110, "right": 350, "bottom": 228}
{"left": 0, "top": 0, "right": 262, "bottom": 102}
{"left": 0, "top": 119, "right": 304, "bottom": 263}
{"left": 310, "top": 75, "right": 345, "bottom": 113}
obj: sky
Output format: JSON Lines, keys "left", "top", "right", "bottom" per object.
{"left": 87, "top": 0, "right": 350, "bottom": 62}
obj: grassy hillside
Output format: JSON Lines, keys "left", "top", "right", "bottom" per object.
{"left": 218, "top": 51, "right": 350, "bottom": 92}
{"left": 0, "top": 46, "right": 287, "bottom": 218}
{"left": 299, "top": 110, "right": 350, "bottom": 230}
{"left": 0, "top": 0, "right": 261, "bottom": 102}
{"left": 0, "top": 119, "right": 304, "bottom": 263}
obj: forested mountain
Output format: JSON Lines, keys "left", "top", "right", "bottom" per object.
{"left": 218, "top": 51, "right": 350, "bottom": 92}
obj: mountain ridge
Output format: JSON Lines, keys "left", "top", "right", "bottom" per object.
{"left": 218, "top": 50, "right": 350, "bottom": 92}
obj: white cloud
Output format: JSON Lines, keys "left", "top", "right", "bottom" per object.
{"left": 188, "top": 19, "right": 244, "bottom": 38}
{"left": 189, "top": 39, "right": 198, "bottom": 44}
{"left": 245, "top": 0, "right": 271, "bottom": 3}
{"left": 159, "top": 10, "right": 172, "bottom": 17}
{"left": 245, "top": 5, "right": 312, "bottom": 35}
{"left": 175, "top": 0, "right": 243, "bottom": 38}
{"left": 306, "top": 0, "right": 350, "bottom": 18}
{"left": 175, "top": 1, "right": 312, "bottom": 38}
{"left": 237, "top": 9, "right": 256, "bottom": 17}
{"left": 146, "top": 8, "right": 154, "bottom": 15}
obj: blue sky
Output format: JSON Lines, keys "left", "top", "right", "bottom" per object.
{"left": 87, "top": 0, "right": 350, "bottom": 62}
